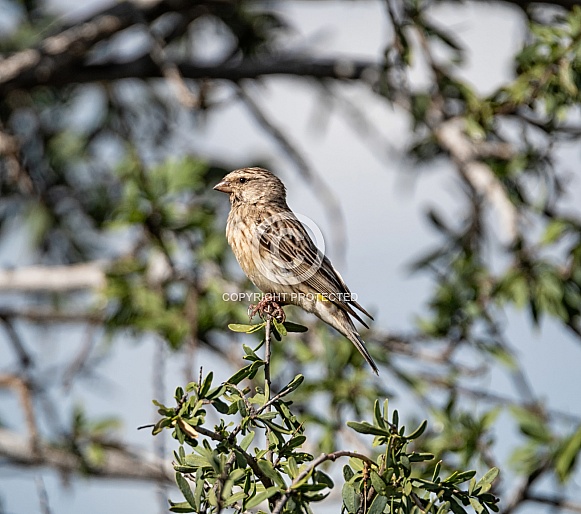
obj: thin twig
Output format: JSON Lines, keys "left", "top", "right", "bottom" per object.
{"left": 257, "top": 376, "right": 300, "bottom": 415}
{"left": 503, "top": 460, "right": 551, "bottom": 514}
{"left": 0, "top": 374, "right": 39, "bottom": 450}
{"left": 0, "top": 317, "right": 33, "bottom": 368}
{"left": 272, "top": 451, "right": 376, "bottom": 514}
{"left": 526, "top": 494, "right": 581, "bottom": 513}
{"left": 140, "top": 10, "right": 199, "bottom": 109}
{"left": 63, "top": 327, "right": 97, "bottom": 389}
{"left": 35, "top": 476, "right": 52, "bottom": 514}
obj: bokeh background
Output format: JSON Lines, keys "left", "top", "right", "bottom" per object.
{"left": 1, "top": 0, "right": 581, "bottom": 513}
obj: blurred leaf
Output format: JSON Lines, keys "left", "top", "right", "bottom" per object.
{"left": 555, "top": 425, "right": 581, "bottom": 482}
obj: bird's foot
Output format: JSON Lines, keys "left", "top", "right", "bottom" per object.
{"left": 248, "top": 293, "right": 286, "bottom": 323}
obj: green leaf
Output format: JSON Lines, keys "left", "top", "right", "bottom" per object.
{"left": 475, "top": 467, "right": 499, "bottom": 490}
{"left": 271, "top": 325, "right": 282, "bottom": 341}
{"left": 257, "top": 411, "right": 278, "bottom": 421}
{"left": 343, "top": 465, "right": 354, "bottom": 481}
{"left": 212, "top": 398, "right": 229, "bottom": 414}
{"left": 510, "top": 406, "right": 552, "bottom": 442}
{"left": 175, "top": 472, "right": 196, "bottom": 509}
{"left": 228, "top": 468, "right": 246, "bottom": 484}
{"left": 240, "top": 431, "right": 255, "bottom": 451}
{"left": 228, "top": 323, "right": 264, "bottom": 333}
{"left": 283, "top": 321, "right": 308, "bottom": 332}
{"left": 207, "top": 487, "right": 218, "bottom": 507}
{"left": 194, "top": 469, "right": 204, "bottom": 510}
{"left": 314, "top": 470, "right": 334, "bottom": 488}
{"left": 243, "top": 344, "right": 258, "bottom": 359}
{"left": 200, "top": 372, "right": 213, "bottom": 398}
{"left": 206, "top": 384, "right": 226, "bottom": 400}
{"left": 281, "top": 435, "right": 306, "bottom": 453}
{"left": 245, "top": 486, "right": 280, "bottom": 509}
{"left": 449, "top": 495, "right": 467, "bottom": 514}
{"left": 349, "top": 457, "right": 365, "bottom": 471}
{"left": 409, "top": 452, "right": 434, "bottom": 462}
{"left": 556, "top": 426, "right": 581, "bottom": 481}
{"left": 370, "top": 470, "right": 389, "bottom": 496}
{"left": 283, "top": 374, "right": 304, "bottom": 395}
{"left": 168, "top": 500, "right": 195, "bottom": 513}
{"left": 342, "top": 483, "right": 360, "bottom": 514}
{"left": 469, "top": 477, "right": 476, "bottom": 495}
{"left": 432, "top": 460, "right": 442, "bottom": 482}
{"left": 347, "top": 421, "right": 390, "bottom": 437}
{"left": 542, "top": 219, "right": 568, "bottom": 245}
{"left": 407, "top": 419, "right": 427, "bottom": 440}
{"left": 374, "top": 400, "right": 386, "bottom": 429}
{"left": 224, "top": 491, "right": 247, "bottom": 507}
{"left": 273, "top": 318, "right": 287, "bottom": 336}
{"left": 445, "top": 470, "right": 476, "bottom": 484}
{"left": 227, "top": 364, "right": 253, "bottom": 385}
{"left": 257, "top": 460, "right": 286, "bottom": 488}
{"left": 368, "top": 494, "right": 388, "bottom": 514}
{"left": 287, "top": 456, "right": 299, "bottom": 478}
{"left": 469, "top": 497, "right": 485, "bottom": 514}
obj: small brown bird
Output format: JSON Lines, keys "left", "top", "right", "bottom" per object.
{"left": 214, "top": 167, "right": 378, "bottom": 374}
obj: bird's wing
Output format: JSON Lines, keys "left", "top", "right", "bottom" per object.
{"left": 257, "top": 212, "right": 373, "bottom": 326}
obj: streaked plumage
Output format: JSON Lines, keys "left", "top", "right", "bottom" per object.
{"left": 214, "top": 167, "right": 378, "bottom": 374}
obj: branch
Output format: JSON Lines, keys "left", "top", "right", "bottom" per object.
{"left": 435, "top": 118, "right": 519, "bottom": 244}
{"left": 0, "top": 428, "right": 173, "bottom": 483}
{"left": 193, "top": 425, "right": 274, "bottom": 490}
{"left": 0, "top": 262, "right": 106, "bottom": 292}
{"left": 0, "top": 375, "right": 39, "bottom": 449}
{"left": 0, "top": 316, "right": 33, "bottom": 367}
{"left": 272, "top": 451, "right": 375, "bottom": 514}
{"left": 527, "top": 494, "right": 581, "bottom": 513}
{"left": 0, "top": 0, "right": 215, "bottom": 93}
{"left": 1, "top": 54, "right": 379, "bottom": 95}
{"left": 503, "top": 461, "right": 551, "bottom": 514}
{"left": 473, "top": 0, "right": 581, "bottom": 11}
{"left": 0, "top": 307, "right": 104, "bottom": 324}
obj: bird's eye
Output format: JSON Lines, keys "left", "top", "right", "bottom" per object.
{"left": 239, "top": 177, "right": 247, "bottom": 184}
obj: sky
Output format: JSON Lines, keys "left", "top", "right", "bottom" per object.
{"left": 1, "top": 1, "right": 581, "bottom": 513}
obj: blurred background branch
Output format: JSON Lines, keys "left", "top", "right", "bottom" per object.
{"left": 1, "top": 0, "right": 581, "bottom": 512}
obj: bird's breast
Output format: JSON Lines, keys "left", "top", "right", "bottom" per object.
{"left": 226, "top": 206, "right": 272, "bottom": 292}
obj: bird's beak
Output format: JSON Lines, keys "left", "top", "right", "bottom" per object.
{"left": 213, "top": 180, "right": 233, "bottom": 194}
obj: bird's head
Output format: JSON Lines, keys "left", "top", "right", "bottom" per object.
{"left": 213, "top": 167, "right": 287, "bottom": 206}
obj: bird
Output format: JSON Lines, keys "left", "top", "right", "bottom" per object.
{"left": 213, "top": 167, "right": 378, "bottom": 374}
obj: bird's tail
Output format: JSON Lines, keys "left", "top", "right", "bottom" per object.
{"left": 346, "top": 331, "right": 379, "bottom": 375}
